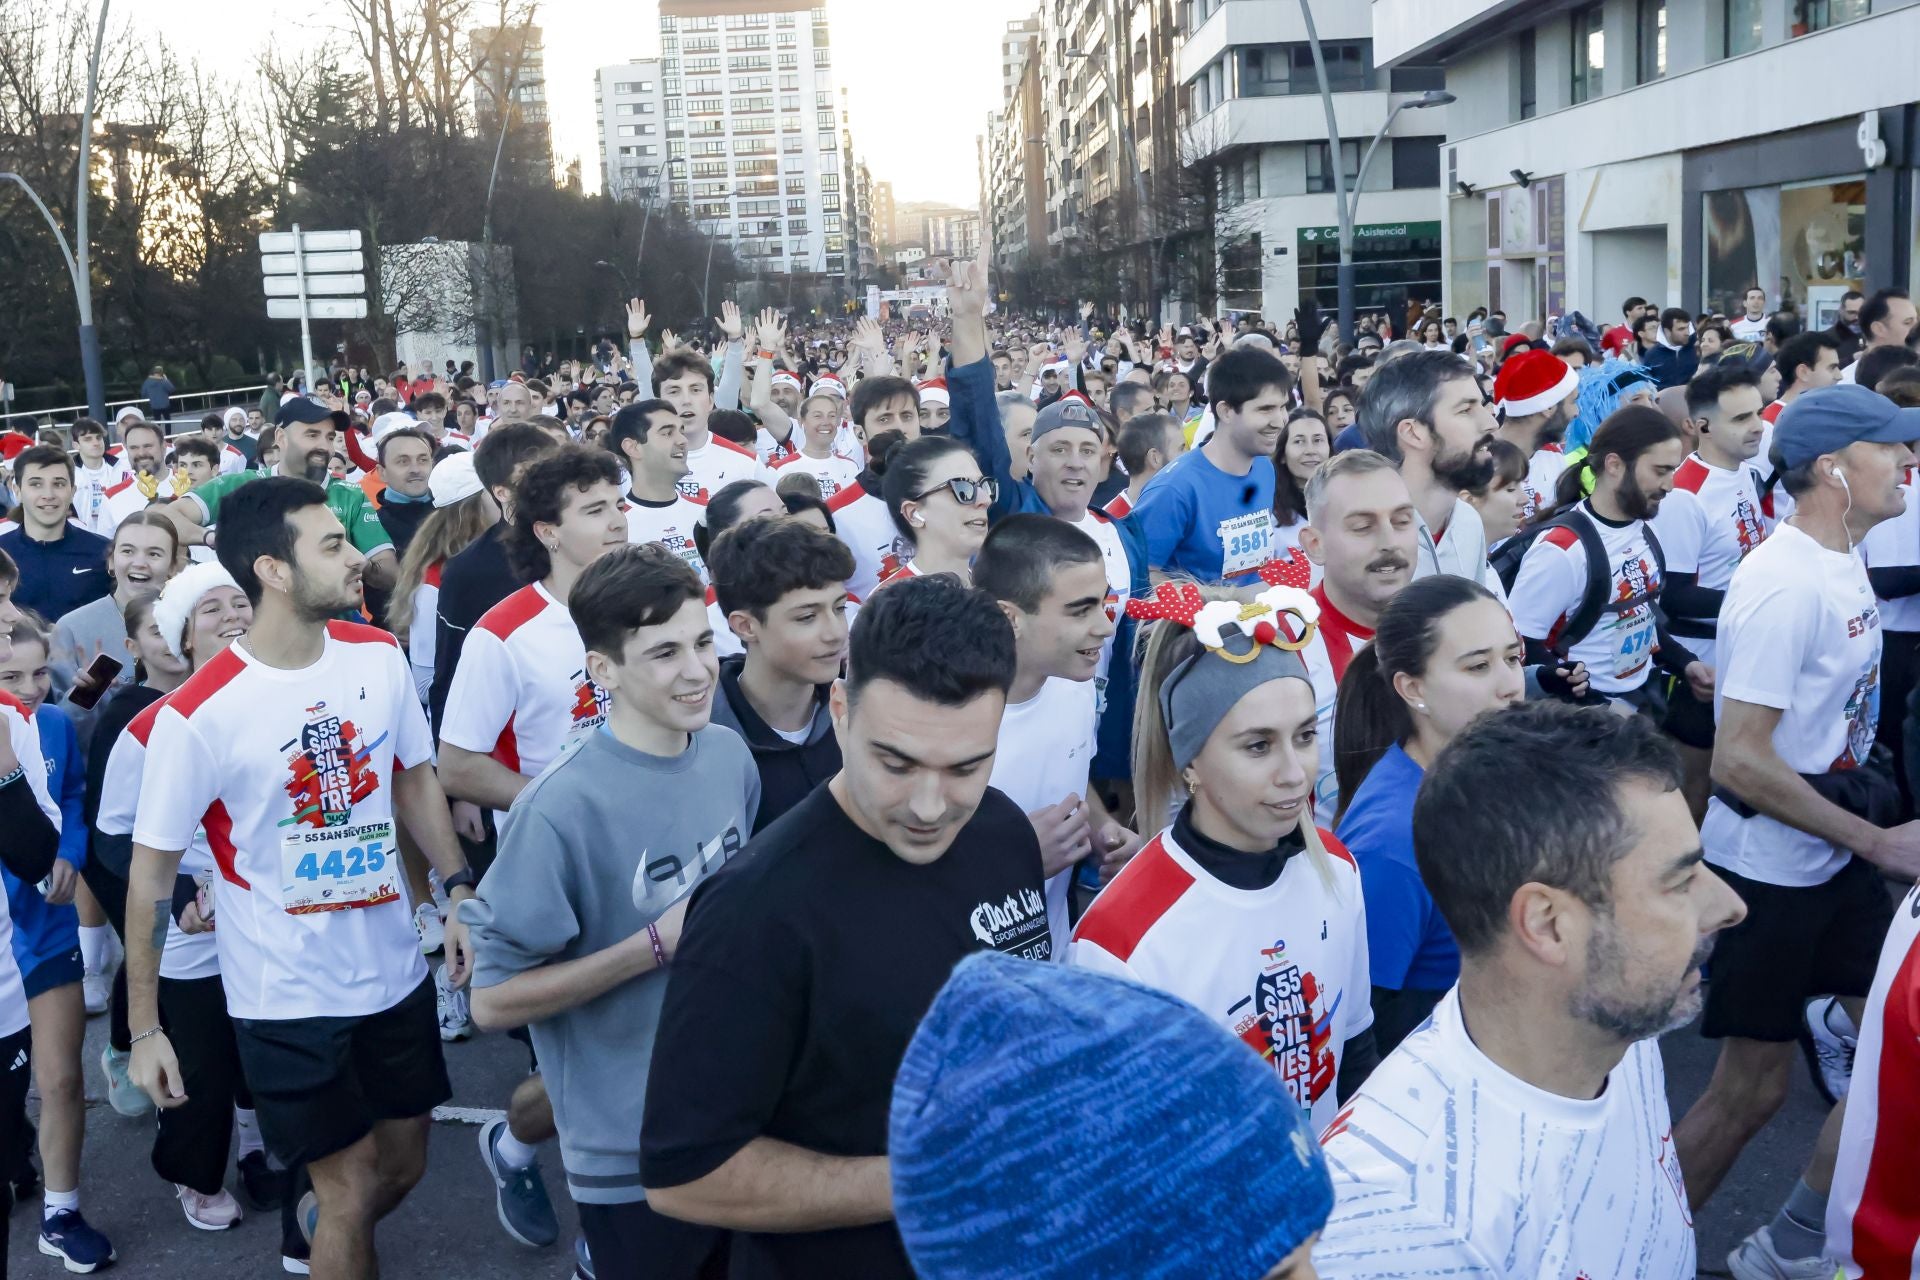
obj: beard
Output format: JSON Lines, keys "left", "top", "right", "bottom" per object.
{"left": 300, "top": 450, "right": 332, "bottom": 483}
{"left": 1572, "top": 918, "right": 1715, "bottom": 1042}
{"left": 289, "top": 563, "right": 361, "bottom": 623}
{"left": 1434, "top": 436, "right": 1496, "bottom": 491}
{"left": 1618, "top": 468, "right": 1661, "bottom": 520}
{"left": 1539, "top": 401, "right": 1573, "bottom": 446}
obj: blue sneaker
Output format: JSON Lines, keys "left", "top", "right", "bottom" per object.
{"left": 38, "top": 1208, "right": 116, "bottom": 1272}
{"left": 477, "top": 1117, "right": 558, "bottom": 1247}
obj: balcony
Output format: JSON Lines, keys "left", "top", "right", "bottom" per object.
{"left": 1183, "top": 89, "right": 1388, "bottom": 159}
{"left": 1369, "top": 0, "right": 1522, "bottom": 67}
{"left": 1180, "top": 0, "right": 1375, "bottom": 83}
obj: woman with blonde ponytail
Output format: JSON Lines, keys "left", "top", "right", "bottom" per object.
{"left": 1075, "top": 581, "right": 1378, "bottom": 1131}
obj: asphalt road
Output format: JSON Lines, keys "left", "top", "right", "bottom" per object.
{"left": 0, "top": 976, "right": 1830, "bottom": 1279}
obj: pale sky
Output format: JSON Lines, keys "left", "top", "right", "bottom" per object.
{"left": 132, "top": 0, "right": 1028, "bottom": 207}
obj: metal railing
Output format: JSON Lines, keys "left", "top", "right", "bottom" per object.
{"left": 2, "top": 384, "right": 272, "bottom": 433}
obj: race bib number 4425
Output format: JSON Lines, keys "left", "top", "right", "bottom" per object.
{"left": 279, "top": 820, "right": 400, "bottom": 914}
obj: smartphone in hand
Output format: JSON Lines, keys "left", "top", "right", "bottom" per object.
{"left": 66, "top": 653, "right": 123, "bottom": 711}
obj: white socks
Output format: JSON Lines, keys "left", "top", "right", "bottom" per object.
{"left": 78, "top": 925, "right": 114, "bottom": 975}
{"left": 235, "top": 1107, "right": 264, "bottom": 1159}
{"left": 43, "top": 1187, "right": 78, "bottom": 1223}
{"left": 494, "top": 1127, "right": 540, "bottom": 1170}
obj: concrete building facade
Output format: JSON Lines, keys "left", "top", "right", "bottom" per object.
{"left": 595, "top": 62, "right": 668, "bottom": 202}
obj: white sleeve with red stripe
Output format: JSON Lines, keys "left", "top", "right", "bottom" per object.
{"left": 3, "top": 702, "right": 57, "bottom": 829}
{"left": 93, "top": 722, "right": 149, "bottom": 838}
{"left": 1649, "top": 486, "right": 1705, "bottom": 576}
{"left": 1507, "top": 529, "right": 1588, "bottom": 646}
{"left": 438, "top": 625, "right": 518, "bottom": 757}
{"left": 130, "top": 705, "right": 217, "bottom": 853}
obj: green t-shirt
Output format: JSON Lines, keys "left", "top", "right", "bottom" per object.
{"left": 187, "top": 472, "right": 394, "bottom": 558}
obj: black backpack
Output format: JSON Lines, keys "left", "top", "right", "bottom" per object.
{"left": 1491, "top": 507, "right": 1666, "bottom": 655}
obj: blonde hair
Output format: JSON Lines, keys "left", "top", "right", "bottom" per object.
{"left": 384, "top": 492, "right": 497, "bottom": 645}
{"left": 1131, "top": 591, "right": 1337, "bottom": 891}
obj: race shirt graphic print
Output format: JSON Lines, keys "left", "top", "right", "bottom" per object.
{"left": 130, "top": 622, "right": 432, "bottom": 1020}
{"left": 1070, "top": 826, "right": 1371, "bottom": 1134}
{"left": 1316, "top": 989, "right": 1695, "bottom": 1280}
{"left": 1508, "top": 503, "right": 1664, "bottom": 695}
{"left": 680, "top": 433, "right": 771, "bottom": 503}
{"left": 625, "top": 494, "right": 711, "bottom": 582}
{"left": 770, "top": 450, "right": 860, "bottom": 500}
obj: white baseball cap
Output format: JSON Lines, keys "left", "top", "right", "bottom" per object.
{"left": 428, "top": 452, "right": 481, "bottom": 508}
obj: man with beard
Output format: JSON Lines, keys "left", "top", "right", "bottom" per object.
{"left": 1357, "top": 349, "right": 1500, "bottom": 584}
{"left": 1673, "top": 384, "right": 1920, "bottom": 1278}
{"left": 161, "top": 399, "right": 399, "bottom": 592}
{"left": 1490, "top": 350, "right": 1580, "bottom": 527}
{"left": 1650, "top": 365, "right": 1772, "bottom": 817}
{"left": 1294, "top": 450, "right": 1418, "bottom": 811}
{"left": 1316, "top": 704, "right": 1745, "bottom": 1278}
{"left": 1508, "top": 406, "right": 1706, "bottom": 714}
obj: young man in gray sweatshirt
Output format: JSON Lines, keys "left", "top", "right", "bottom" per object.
{"left": 465, "top": 543, "right": 759, "bottom": 1280}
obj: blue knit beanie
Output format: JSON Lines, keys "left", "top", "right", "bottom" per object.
{"left": 890, "top": 952, "right": 1333, "bottom": 1280}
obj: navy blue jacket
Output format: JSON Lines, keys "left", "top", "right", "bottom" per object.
{"left": 0, "top": 525, "right": 113, "bottom": 622}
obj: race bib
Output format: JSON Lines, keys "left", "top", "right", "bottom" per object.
{"left": 1608, "top": 608, "right": 1657, "bottom": 679}
{"left": 1218, "top": 511, "right": 1274, "bottom": 579}
{"left": 279, "top": 820, "right": 400, "bottom": 914}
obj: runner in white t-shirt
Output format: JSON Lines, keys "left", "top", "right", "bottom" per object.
{"left": 122, "top": 475, "right": 481, "bottom": 1278}
{"left": 652, "top": 344, "right": 769, "bottom": 503}
{"left": 610, "top": 400, "right": 710, "bottom": 581}
{"left": 1316, "top": 702, "right": 1744, "bottom": 1278}
{"left": 70, "top": 420, "right": 133, "bottom": 538}
{"left": 1673, "top": 383, "right": 1920, "bottom": 1279}
{"left": 768, "top": 392, "right": 860, "bottom": 499}
{"left": 1076, "top": 578, "right": 1373, "bottom": 1136}
{"left": 439, "top": 447, "right": 626, "bottom": 829}
{"left": 973, "top": 517, "right": 1135, "bottom": 955}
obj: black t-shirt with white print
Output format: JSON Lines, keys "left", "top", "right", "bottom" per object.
{"left": 640, "top": 781, "right": 1049, "bottom": 1280}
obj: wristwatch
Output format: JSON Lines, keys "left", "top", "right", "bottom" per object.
{"left": 441, "top": 867, "right": 477, "bottom": 895}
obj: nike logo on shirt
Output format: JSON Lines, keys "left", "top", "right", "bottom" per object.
{"left": 70, "top": 566, "right": 93, "bottom": 574}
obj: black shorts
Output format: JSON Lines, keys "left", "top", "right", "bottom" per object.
{"left": 1701, "top": 857, "right": 1897, "bottom": 1042}
{"left": 577, "top": 1200, "right": 728, "bottom": 1280}
{"left": 1660, "top": 675, "right": 1715, "bottom": 750}
{"left": 233, "top": 977, "right": 450, "bottom": 1166}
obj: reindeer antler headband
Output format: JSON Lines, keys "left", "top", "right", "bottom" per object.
{"left": 1125, "top": 582, "right": 1320, "bottom": 772}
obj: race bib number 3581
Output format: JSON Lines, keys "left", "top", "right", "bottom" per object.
{"left": 1218, "top": 511, "right": 1274, "bottom": 579}
{"left": 279, "top": 820, "right": 399, "bottom": 914}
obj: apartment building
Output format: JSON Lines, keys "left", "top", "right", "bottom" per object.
{"left": 1178, "top": 0, "right": 1449, "bottom": 320}
{"left": 658, "top": 0, "right": 856, "bottom": 288}
{"left": 986, "top": 18, "right": 1049, "bottom": 271}
{"left": 1373, "top": 0, "right": 1920, "bottom": 322}
{"left": 595, "top": 62, "right": 668, "bottom": 202}
{"left": 471, "top": 24, "right": 554, "bottom": 176}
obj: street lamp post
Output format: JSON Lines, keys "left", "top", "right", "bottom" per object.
{"left": 2, "top": 0, "right": 110, "bottom": 421}
{"left": 636, "top": 156, "right": 687, "bottom": 272}
{"left": 700, "top": 190, "right": 732, "bottom": 320}
{"left": 1299, "top": 0, "right": 1451, "bottom": 341}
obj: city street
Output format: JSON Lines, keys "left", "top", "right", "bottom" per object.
{"left": 2, "top": 993, "right": 1830, "bottom": 1279}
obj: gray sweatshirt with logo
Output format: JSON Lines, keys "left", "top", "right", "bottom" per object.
{"left": 465, "top": 724, "right": 759, "bottom": 1204}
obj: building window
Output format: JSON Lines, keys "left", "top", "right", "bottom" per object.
{"left": 1389, "top": 65, "right": 1446, "bottom": 92}
{"left": 1305, "top": 140, "right": 1361, "bottom": 194}
{"left": 1570, "top": 4, "right": 1605, "bottom": 103}
{"left": 1517, "top": 28, "right": 1536, "bottom": 118}
{"left": 1636, "top": 0, "right": 1667, "bottom": 82}
{"left": 1237, "top": 41, "right": 1372, "bottom": 97}
{"left": 1793, "top": 0, "right": 1870, "bottom": 33}
{"left": 1392, "top": 136, "right": 1442, "bottom": 189}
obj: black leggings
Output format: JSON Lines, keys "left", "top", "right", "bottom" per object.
{"left": 577, "top": 1199, "right": 728, "bottom": 1280}
{"left": 154, "top": 975, "right": 252, "bottom": 1195}
{"left": 77, "top": 857, "right": 130, "bottom": 1053}
{"left": 0, "top": 1026, "right": 32, "bottom": 1253}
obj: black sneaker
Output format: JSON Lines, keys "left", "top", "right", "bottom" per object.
{"left": 236, "top": 1151, "right": 283, "bottom": 1212}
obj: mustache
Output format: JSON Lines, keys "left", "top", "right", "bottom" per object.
{"left": 1365, "top": 552, "right": 1410, "bottom": 574}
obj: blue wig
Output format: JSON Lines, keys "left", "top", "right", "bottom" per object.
{"left": 1566, "top": 358, "right": 1658, "bottom": 453}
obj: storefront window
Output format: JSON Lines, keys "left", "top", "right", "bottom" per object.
{"left": 1703, "top": 178, "right": 1866, "bottom": 320}
{"left": 1297, "top": 221, "right": 1443, "bottom": 319}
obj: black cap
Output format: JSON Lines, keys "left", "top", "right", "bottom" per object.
{"left": 275, "top": 398, "right": 351, "bottom": 430}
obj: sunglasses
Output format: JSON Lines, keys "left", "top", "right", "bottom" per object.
{"left": 913, "top": 475, "right": 999, "bottom": 507}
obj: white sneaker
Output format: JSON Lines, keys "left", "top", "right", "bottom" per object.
{"left": 414, "top": 901, "right": 445, "bottom": 955}
{"left": 82, "top": 934, "right": 120, "bottom": 1016}
{"left": 176, "top": 1184, "right": 243, "bottom": 1231}
{"left": 1727, "top": 1224, "right": 1834, "bottom": 1279}
{"left": 435, "top": 964, "right": 473, "bottom": 1042}
{"left": 1801, "top": 996, "right": 1857, "bottom": 1105}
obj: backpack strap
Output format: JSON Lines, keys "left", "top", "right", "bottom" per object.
{"left": 1554, "top": 508, "right": 1614, "bottom": 655}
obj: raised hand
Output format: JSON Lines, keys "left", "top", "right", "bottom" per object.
{"left": 1063, "top": 331, "right": 1088, "bottom": 367}
{"left": 716, "top": 300, "right": 745, "bottom": 342}
{"left": 754, "top": 306, "right": 786, "bottom": 353}
{"left": 661, "top": 328, "right": 681, "bottom": 352}
{"left": 946, "top": 251, "right": 990, "bottom": 320}
{"left": 626, "top": 297, "right": 651, "bottom": 340}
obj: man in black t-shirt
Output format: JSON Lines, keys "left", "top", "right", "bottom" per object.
{"left": 641, "top": 574, "right": 1051, "bottom": 1280}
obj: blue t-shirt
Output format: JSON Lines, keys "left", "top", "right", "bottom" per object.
{"left": 1334, "top": 743, "right": 1458, "bottom": 992}
{"left": 1132, "top": 449, "right": 1277, "bottom": 585}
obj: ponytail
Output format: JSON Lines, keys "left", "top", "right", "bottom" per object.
{"left": 1333, "top": 644, "right": 1413, "bottom": 820}
{"left": 1538, "top": 452, "right": 1596, "bottom": 523}
{"left": 1131, "top": 617, "right": 1200, "bottom": 839}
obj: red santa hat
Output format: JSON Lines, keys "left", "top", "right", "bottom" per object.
{"left": 1492, "top": 349, "right": 1580, "bottom": 418}
{"left": 810, "top": 373, "right": 847, "bottom": 398}
{"left": 771, "top": 370, "right": 804, "bottom": 393}
{"left": 916, "top": 378, "right": 949, "bottom": 407}
{"left": 0, "top": 431, "right": 34, "bottom": 463}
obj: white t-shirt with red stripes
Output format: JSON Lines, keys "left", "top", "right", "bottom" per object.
{"left": 1508, "top": 503, "right": 1664, "bottom": 696}
{"left": 1520, "top": 443, "right": 1570, "bottom": 525}
{"left": 1069, "top": 824, "right": 1371, "bottom": 1136}
{"left": 625, "top": 494, "right": 710, "bottom": 582}
{"left": 74, "top": 458, "right": 135, "bottom": 536}
{"left": 440, "top": 582, "right": 609, "bottom": 823}
{"left": 769, "top": 450, "right": 859, "bottom": 500}
{"left": 680, "top": 432, "right": 771, "bottom": 503}
{"left": 1649, "top": 453, "right": 1769, "bottom": 669}
{"left": 825, "top": 480, "right": 899, "bottom": 600}
{"left": 1828, "top": 879, "right": 1920, "bottom": 1277}
{"left": 0, "top": 694, "right": 56, "bottom": 1034}
{"left": 94, "top": 691, "right": 221, "bottom": 981}
{"left": 131, "top": 622, "right": 433, "bottom": 1021}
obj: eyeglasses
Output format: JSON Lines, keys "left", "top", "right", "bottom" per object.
{"left": 913, "top": 476, "right": 998, "bottom": 507}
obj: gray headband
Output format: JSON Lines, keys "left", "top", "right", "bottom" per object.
{"left": 1160, "top": 642, "right": 1313, "bottom": 774}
